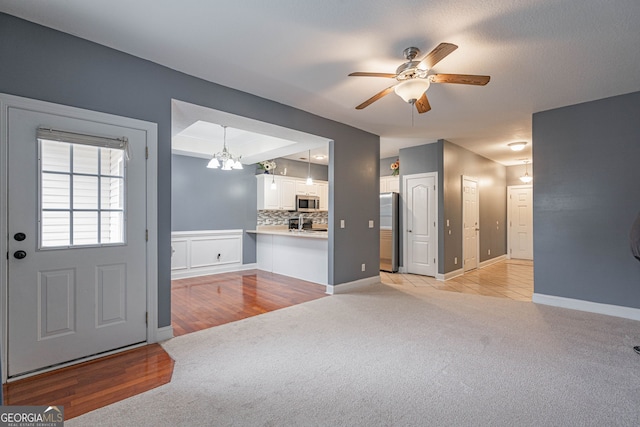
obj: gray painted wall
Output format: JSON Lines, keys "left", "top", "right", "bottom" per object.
{"left": 172, "top": 154, "right": 258, "bottom": 263}
{"left": 442, "top": 140, "right": 507, "bottom": 273}
{"left": 533, "top": 91, "right": 640, "bottom": 308}
{"left": 0, "top": 13, "right": 379, "bottom": 326}
{"left": 261, "top": 158, "right": 328, "bottom": 181}
{"left": 329, "top": 137, "right": 380, "bottom": 284}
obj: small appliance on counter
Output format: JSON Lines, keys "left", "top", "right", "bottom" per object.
{"left": 289, "top": 216, "right": 313, "bottom": 230}
{"left": 380, "top": 192, "right": 399, "bottom": 272}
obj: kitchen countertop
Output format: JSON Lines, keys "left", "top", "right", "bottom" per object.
{"left": 247, "top": 226, "right": 328, "bottom": 239}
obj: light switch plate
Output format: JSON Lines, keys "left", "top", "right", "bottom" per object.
{"left": 368, "top": 220, "right": 374, "bottom": 228}
{"left": 340, "top": 220, "right": 345, "bottom": 228}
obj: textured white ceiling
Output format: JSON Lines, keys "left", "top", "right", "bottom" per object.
{"left": 1, "top": 0, "right": 639, "bottom": 166}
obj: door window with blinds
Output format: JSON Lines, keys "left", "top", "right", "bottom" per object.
{"left": 37, "top": 128, "right": 128, "bottom": 248}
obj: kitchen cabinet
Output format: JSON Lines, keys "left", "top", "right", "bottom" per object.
{"left": 295, "top": 180, "right": 318, "bottom": 196}
{"left": 257, "top": 174, "right": 296, "bottom": 210}
{"left": 257, "top": 175, "right": 329, "bottom": 211}
{"left": 380, "top": 176, "right": 400, "bottom": 193}
{"left": 318, "top": 181, "right": 328, "bottom": 210}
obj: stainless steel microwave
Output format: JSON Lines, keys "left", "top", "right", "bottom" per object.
{"left": 296, "top": 195, "right": 320, "bottom": 212}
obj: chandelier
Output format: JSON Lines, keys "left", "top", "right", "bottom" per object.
{"left": 207, "top": 125, "right": 243, "bottom": 170}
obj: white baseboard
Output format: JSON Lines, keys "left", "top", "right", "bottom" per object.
{"left": 479, "top": 254, "right": 507, "bottom": 269}
{"left": 533, "top": 293, "right": 640, "bottom": 322}
{"left": 171, "top": 263, "right": 258, "bottom": 280}
{"left": 154, "top": 325, "right": 174, "bottom": 342}
{"left": 326, "top": 275, "right": 380, "bottom": 295}
{"left": 436, "top": 268, "right": 464, "bottom": 281}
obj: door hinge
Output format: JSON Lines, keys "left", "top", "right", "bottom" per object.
{"left": 145, "top": 229, "right": 149, "bottom": 241}
{"left": 145, "top": 312, "right": 148, "bottom": 325}
{"left": 510, "top": 249, "right": 512, "bottom": 254}
{"left": 145, "top": 147, "right": 149, "bottom": 159}
{"left": 433, "top": 185, "right": 436, "bottom": 190}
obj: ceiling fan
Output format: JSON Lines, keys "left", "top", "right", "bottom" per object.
{"left": 349, "top": 43, "right": 490, "bottom": 113}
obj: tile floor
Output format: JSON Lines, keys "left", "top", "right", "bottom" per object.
{"left": 380, "top": 259, "right": 533, "bottom": 301}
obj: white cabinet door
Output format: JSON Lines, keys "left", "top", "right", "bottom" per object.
{"left": 279, "top": 178, "right": 296, "bottom": 210}
{"left": 387, "top": 176, "right": 400, "bottom": 192}
{"left": 380, "top": 176, "right": 399, "bottom": 193}
{"left": 295, "top": 180, "right": 318, "bottom": 196}
{"left": 318, "top": 182, "right": 329, "bottom": 211}
{"left": 257, "top": 174, "right": 279, "bottom": 210}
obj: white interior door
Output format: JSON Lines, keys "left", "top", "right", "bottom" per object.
{"left": 508, "top": 186, "right": 533, "bottom": 260}
{"left": 462, "top": 176, "right": 479, "bottom": 272}
{"left": 404, "top": 173, "right": 437, "bottom": 276}
{"left": 6, "top": 106, "right": 148, "bottom": 377}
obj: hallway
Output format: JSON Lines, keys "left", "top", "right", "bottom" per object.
{"left": 381, "top": 259, "right": 533, "bottom": 301}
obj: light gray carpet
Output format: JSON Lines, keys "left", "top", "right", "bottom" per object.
{"left": 68, "top": 283, "right": 640, "bottom": 426}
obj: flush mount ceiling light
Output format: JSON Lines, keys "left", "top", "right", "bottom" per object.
{"left": 207, "top": 125, "right": 243, "bottom": 170}
{"left": 508, "top": 141, "right": 528, "bottom": 152}
{"left": 520, "top": 160, "right": 533, "bottom": 183}
{"left": 313, "top": 154, "right": 326, "bottom": 160}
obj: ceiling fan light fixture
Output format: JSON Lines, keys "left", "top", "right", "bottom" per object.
{"left": 394, "top": 78, "right": 430, "bottom": 103}
{"left": 508, "top": 141, "right": 527, "bottom": 151}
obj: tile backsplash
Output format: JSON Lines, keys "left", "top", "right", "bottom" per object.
{"left": 257, "top": 210, "right": 328, "bottom": 226}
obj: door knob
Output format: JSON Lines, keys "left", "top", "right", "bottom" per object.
{"left": 14, "top": 232, "right": 26, "bottom": 241}
{"left": 13, "top": 250, "right": 27, "bottom": 260}
{"left": 408, "top": 229, "right": 412, "bottom": 233}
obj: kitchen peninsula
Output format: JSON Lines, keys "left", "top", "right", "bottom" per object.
{"left": 247, "top": 226, "right": 328, "bottom": 286}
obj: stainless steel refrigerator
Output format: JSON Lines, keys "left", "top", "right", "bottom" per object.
{"left": 380, "top": 192, "right": 399, "bottom": 272}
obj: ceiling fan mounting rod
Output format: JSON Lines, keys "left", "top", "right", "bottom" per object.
{"left": 403, "top": 47, "right": 421, "bottom": 61}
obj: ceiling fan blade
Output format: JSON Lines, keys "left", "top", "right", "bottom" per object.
{"left": 415, "top": 93, "right": 431, "bottom": 114}
{"left": 355, "top": 85, "right": 396, "bottom": 110}
{"left": 418, "top": 42, "right": 458, "bottom": 69}
{"left": 430, "top": 73, "right": 490, "bottom": 85}
{"left": 348, "top": 72, "right": 397, "bottom": 78}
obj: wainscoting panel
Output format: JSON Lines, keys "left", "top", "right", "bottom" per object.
{"left": 171, "top": 230, "right": 243, "bottom": 279}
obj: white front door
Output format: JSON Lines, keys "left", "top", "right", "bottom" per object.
{"left": 462, "top": 176, "right": 479, "bottom": 272}
{"left": 404, "top": 173, "right": 437, "bottom": 276}
{"left": 508, "top": 186, "right": 533, "bottom": 260}
{"left": 6, "top": 106, "right": 148, "bottom": 377}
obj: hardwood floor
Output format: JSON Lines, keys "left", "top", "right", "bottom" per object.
{"left": 3, "top": 270, "right": 327, "bottom": 419}
{"left": 2, "top": 344, "right": 173, "bottom": 420}
{"left": 171, "top": 270, "right": 328, "bottom": 336}
{"left": 381, "top": 259, "right": 534, "bottom": 301}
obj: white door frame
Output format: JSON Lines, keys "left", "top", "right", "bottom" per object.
{"left": 507, "top": 184, "right": 533, "bottom": 260}
{"left": 0, "top": 93, "right": 159, "bottom": 382}
{"left": 402, "top": 172, "right": 438, "bottom": 275}
{"left": 461, "top": 175, "right": 479, "bottom": 272}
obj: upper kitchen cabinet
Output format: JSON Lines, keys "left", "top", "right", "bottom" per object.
{"left": 295, "top": 180, "right": 318, "bottom": 196}
{"left": 257, "top": 174, "right": 296, "bottom": 210}
{"left": 380, "top": 176, "right": 400, "bottom": 193}
{"left": 318, "top": 181, "right": 328, "bottom": 211}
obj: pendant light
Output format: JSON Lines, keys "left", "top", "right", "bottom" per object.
{"left": 520, "top": 160, "right": 533, "bottom": 183}
{"left": 306, "top": 150, "right": 313, "bottom": 185}
{"left": 207, "top": 125, "right": 243, "bottom": 170}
